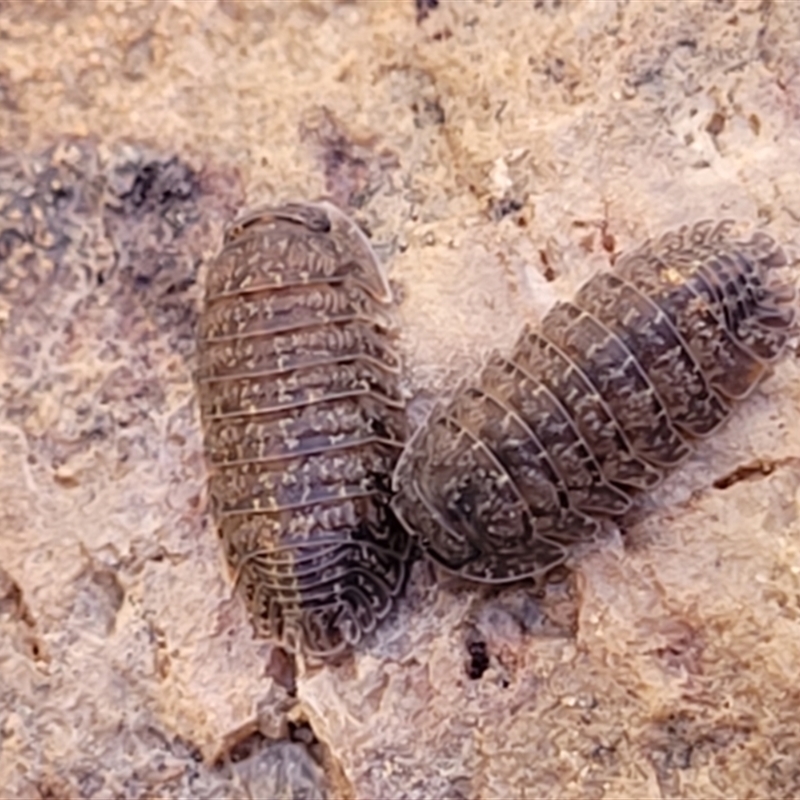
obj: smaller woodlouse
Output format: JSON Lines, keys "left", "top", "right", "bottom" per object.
{"left": 391, "top": 221, "right": 796, "bottom": 585}
{"left": 196, "top": 202, "right": 410, "bottom": 657}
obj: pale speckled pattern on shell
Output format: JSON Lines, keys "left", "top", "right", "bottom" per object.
{"left": 197, "top": 202, "right": 410, "bottom": 657}
{"left": 392, "top": 221, "right": 797, "bottom": 584}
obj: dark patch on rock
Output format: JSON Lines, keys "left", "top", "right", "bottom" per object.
{"left": 416, "top": 0, "right": 439, "bottom": 24}
{"left": 300, "top": 107, "right": 400, "bottom": 210}
{"left": 466, "top": 639, "right": 490, "bottom": 679}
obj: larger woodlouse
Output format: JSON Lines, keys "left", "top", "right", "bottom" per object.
{"left": 196, "top": 202, "right": 410, "bottom": 657}
{"left": 392, "top": 221, "right": 796, "bottom": 584}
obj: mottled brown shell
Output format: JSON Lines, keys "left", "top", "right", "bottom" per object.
{"left": 392, "top": 221, "right": 796, "bottom": 584}
{"left": 197, "top": 202, "right": 410, "bottom": 657}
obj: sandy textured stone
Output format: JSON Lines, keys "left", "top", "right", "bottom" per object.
{"left": 1, "top": 1, "right": 800, "bottom": 798}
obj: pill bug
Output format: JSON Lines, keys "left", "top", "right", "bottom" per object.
{"left": 392, "top": 220, "right": 796, "bottom": 584}
{"left": 196, "top": 201, "right": 410, "bottom": 657}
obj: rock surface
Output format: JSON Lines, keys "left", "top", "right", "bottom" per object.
{"left": 1, "top": 1, "right": 800, "bottom": 798}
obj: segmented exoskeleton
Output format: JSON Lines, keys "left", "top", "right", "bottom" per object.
{"left": 392, "top": 221, "right": 796, "bottom": 584}
{"left": 196, "top": 202, "right": 410, "bottom": 657}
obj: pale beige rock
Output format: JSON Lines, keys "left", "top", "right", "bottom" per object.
{"left": 1, "top": 1, "right": 800, "bottom": 798}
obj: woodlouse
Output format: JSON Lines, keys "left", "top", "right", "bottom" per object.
{"left": 197, "top": 202, "right": 410, "bottom": 657}
{"left": 392, "top": 221, "right": 796, "bottom": 584}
